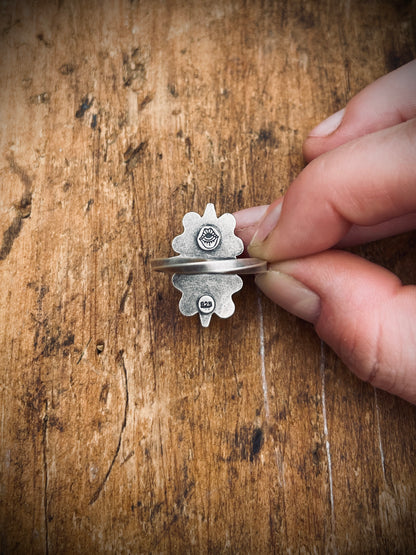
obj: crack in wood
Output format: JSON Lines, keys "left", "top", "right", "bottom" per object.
{"left": 320, "top": 341, "right": 336, "bottom": 546}
{"left": 119, "top": 270, "right": 133, "bottom": 313}
{"left": 76, "top": 337, "right": 91, "bottom": 365}
{"left": 75, "top": 95, "right": 93, "bottom": 118}
{"left": 374, "top": 388, "right": 387, "bottom": 483}
{"left": 89, "top": 350, "right": 129, "bottom": 505}
{"left": 0, "top": 216, "right": 23, "bottom": 261}
{"left": 0, "top": 156, "right": 33, "bottom": 261}
{"left": 257, "top": 291, "right": 270, "bottom": 420}
{"left": 42, "top": 403, "right": 49, "bottom": 555}
{"left": 124, "top": 141, "right": 148, "bottom": 173}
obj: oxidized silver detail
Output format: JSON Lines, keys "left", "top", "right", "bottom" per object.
{"left": 197, "top": 225, "right": 221, "bottom": 251}
{"left": 198, "top": 295, "right": 215, "bottom": 314}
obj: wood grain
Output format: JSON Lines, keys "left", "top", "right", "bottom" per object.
{"left": 0, "top": 0, "right": 415, "bottom": 552}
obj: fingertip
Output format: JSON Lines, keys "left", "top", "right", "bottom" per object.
{"left": 233, "top": 205, "right": 269, "bottom": 247}
{"left": 233, "top": 205, "right": 269, "bottom": 228}
{"left": 255, "top": 269, "right": 321, "bottom": 323}
{"left": 308, "top": 108, "right": 346, "bottom": 138}
{"left": 244, "top": 199, "right": 284, "bottom": 261}
{"left": 302, "top": 108, "right": 346, "bottom": 161}
{"left": 303, "top": 61, "right": 416, "bottom": 161}
{"left": 302, "top": 136, "right": 322, "bottom": 163}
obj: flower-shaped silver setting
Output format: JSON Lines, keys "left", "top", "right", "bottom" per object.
{"left": 171, "top": 204, "right": 243, "bottom": 327}
{"left": 152, "top": 203, "right": 266, "bottom": 327}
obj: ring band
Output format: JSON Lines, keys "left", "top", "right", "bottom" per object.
{"left": 151, "top": 257, "right": 267, "bottom": 275}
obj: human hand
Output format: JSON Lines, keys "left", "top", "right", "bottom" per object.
{"left": 234, "top": 60, "right": 416, "bottom": 403}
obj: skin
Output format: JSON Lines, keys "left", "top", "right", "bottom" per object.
{"left": 234, "top": 60, "right": 416, "bottom": 404}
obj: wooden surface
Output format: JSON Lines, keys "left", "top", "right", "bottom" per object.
{"left": 1, "top": 0, "right": 416, "bottom": 552}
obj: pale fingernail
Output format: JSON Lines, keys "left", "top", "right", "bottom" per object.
{"left": 255, "top": 270, "right": 320, "bottom": 323}
{"left": 308, "top": 108, "right": 345, "bottom": 137}
{"left": 248, "top": 201, "right": 282, "bottom": 250}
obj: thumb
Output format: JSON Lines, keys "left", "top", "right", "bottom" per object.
{"left": 256, "top": 250, "right": 416, "bottom": 403}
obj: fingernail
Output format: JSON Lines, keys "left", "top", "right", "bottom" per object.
{"left": 234, "top": 205, "right": 269, "bottom": 231}
{"left": 248, "top": 201, "right": 282, "bottom": 251}
{"left": 308, "top": 108, "right": 345, "bottom": 137}
{"left": 255, "top": 270, "right": 320, "bottom": 323}
{"left": 233, "top": 205, "right": 269, "bottom": 248}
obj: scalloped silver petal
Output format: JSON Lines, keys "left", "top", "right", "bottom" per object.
{"left": 172, "top": 274, "right": 243, "bottom": 327}
{"left": 171, "top": 203, "right": 243, "bottom": 259}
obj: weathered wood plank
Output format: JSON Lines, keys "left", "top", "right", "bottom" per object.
{"left": 0, "top": 0, "right": 415, "bottom": 552}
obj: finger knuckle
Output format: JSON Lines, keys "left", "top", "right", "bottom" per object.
{"left": 337, "top": 319, "right": 397, "bottom": 392}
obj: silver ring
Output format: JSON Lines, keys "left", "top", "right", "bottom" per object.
{"left": 151, "top": 257, "right": 267, "bottom": 274}
{"left": 152, "top": 203, "right": 264, "bottom": 326}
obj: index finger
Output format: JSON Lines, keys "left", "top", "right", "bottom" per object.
{"left": 248, "top": 118, "right": 416, "bottom": 262}
{"left": 303, "top": 59, "right": 416, "bottom": 162}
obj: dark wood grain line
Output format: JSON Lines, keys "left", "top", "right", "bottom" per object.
{"left": 89, "top": 350, "right": 129, "bottom": 505}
